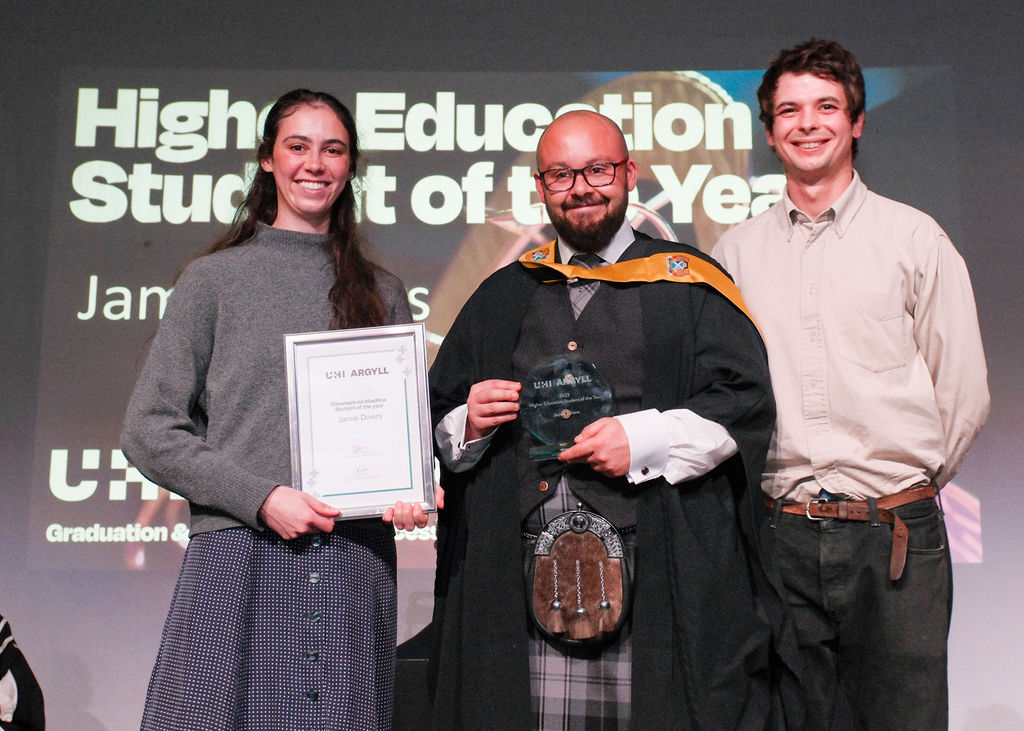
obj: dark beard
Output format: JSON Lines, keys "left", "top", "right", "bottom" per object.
{"left": 548, "top": 193, "right": 627, "bottom": 254}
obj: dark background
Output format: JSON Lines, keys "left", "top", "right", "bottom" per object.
{"left": 3, "top": 3, "right": 1022, "bottom": 728}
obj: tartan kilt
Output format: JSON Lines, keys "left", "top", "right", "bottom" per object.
{"left": 526, "top": 481, "right": 633, "bottom": 729}
{"left": 529, "top": 622, "right": 632, "bottom": 729}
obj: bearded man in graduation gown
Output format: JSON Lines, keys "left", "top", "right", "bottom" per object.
{"left": 428, "top": 110, "right": 801, "bottom": 729}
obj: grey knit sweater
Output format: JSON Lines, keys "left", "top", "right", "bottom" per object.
{"left": 121, "top": 224, "right": 412, "bottom": 535}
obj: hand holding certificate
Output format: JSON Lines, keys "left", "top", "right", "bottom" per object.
{"left": 284, "top": 323, "right": 435, "bottom": 520}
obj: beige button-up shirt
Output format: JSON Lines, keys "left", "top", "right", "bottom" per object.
{"left": 713, "top": 172, "right": 989, "bottom": 501}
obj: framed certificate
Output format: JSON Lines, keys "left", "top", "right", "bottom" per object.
{"left": 284, "top": 323, "right": 435, "bottom": 519}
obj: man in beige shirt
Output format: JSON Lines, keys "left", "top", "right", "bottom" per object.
{"left": 714, "top": 39, "right": 990, "bottom": 730}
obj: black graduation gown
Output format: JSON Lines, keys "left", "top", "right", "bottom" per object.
{"left": 428, "top": 233, "right": 802, "bottom": 729}
{"left": 0, "top": 615, "right": 45, "bottom": 731}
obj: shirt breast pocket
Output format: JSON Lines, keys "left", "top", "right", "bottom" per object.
{"left": 837, "top": 290, "right": 910, "bottom": 373}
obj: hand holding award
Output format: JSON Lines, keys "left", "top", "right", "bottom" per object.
{"left": 519, "top": 357, "right": 613, "bottom": 460}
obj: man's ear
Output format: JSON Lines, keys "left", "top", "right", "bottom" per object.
{"left": 534, "top": 173, "right": 547, "bottom": 202}
{"left": 852, "top": 111, "right": 865, "bottom": 139}
{"left": 624, "top": 158, "right": 640, "bottom": 192}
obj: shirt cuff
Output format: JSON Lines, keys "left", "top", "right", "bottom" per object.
{"left": 616, "top": 408, "right": 739, "bottom": 485}
{"left": 615, "top": 409, "right": 669, "bottom": 484}
{"left": 435, "top": 404, "right": 494, "bottom": 472}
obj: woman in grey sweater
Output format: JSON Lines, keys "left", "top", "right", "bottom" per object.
{"left": 122, "top": 89, "right": 423, "bottom": 730}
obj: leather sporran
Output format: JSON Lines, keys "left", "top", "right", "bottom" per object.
{"left": 526, "top": 507, "right": 632, "bottom": 646}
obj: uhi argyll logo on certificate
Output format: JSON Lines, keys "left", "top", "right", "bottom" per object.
{"left": 284, "top": 323, "right": 435, "bottom": 519}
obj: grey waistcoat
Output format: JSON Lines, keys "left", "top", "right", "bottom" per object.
{"left": 512, "top": 276, "right": 644, "bottom": 528}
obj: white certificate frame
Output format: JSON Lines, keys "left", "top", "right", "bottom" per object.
{"left": 284, "top": 322, "right": 435, "bottom": 520}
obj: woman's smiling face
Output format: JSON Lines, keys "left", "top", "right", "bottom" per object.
{"left": 260, "top": 103, "right": 351, "bottom": 234}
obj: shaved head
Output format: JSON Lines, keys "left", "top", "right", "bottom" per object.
{"left": 536, "top": 110, "right": 629, "bottom": 171}
{"left": 534, "top": 111, "right": 637, "bottom": 253}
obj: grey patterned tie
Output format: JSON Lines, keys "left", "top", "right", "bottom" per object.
{"left": 567, "top": 252, "right": 603, "bottom": 319}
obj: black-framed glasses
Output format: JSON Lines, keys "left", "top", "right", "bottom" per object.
{"left": 536, "top": 158, "right": 628, "bottom": 192}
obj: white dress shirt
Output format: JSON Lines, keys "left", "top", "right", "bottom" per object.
{"left": 436, "top": 218, "right": 739, "bottom": 485}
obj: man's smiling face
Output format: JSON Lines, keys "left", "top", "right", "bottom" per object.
{"left": 534, "top": 111, "right": 638, "bottom": 254}
{"left": 767, "top": 72, "right": 864, "bottom": 188}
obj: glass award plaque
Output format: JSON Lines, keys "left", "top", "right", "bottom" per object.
{"left": 519, "top": 357, "right": 613, "bottom": 460}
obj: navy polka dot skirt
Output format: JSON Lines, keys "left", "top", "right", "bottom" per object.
{"left": 141, "top": 522, "right": 397, "bottom": 730}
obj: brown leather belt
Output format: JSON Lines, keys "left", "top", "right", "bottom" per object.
{"left": 766, "top": 484, "right": 937, "bottom": 581}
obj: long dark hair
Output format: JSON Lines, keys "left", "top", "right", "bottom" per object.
{"left": 203, "top": 89, "right": 385, "bottom": 329}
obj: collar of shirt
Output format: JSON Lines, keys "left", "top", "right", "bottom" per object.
{"left": 777, "top": 170, "right": 869, "bottom": 242}
{"left": 556, "top": 217, "right": 635, "bottom": 266}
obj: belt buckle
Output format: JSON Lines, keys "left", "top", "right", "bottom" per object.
{"left": 804, "top": 499, "right": 828, "bottom": 521}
